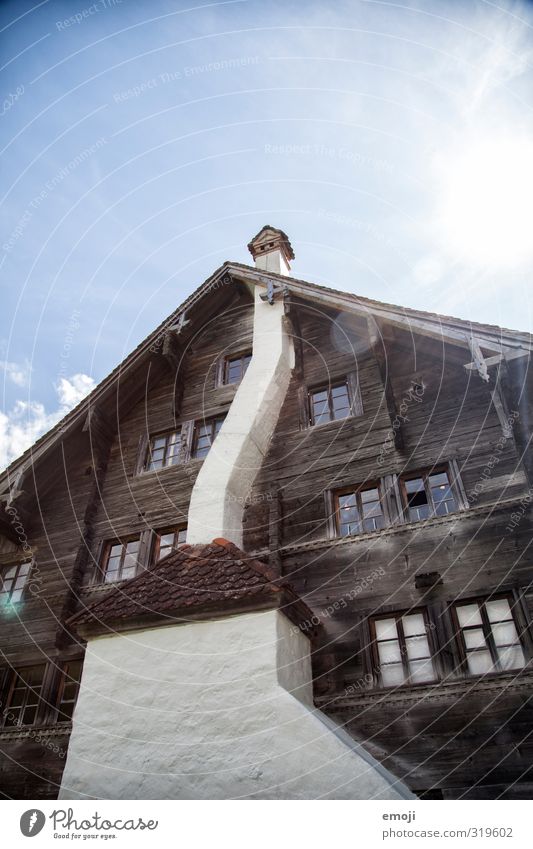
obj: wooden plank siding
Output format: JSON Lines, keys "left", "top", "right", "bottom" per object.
{"left": 0, "top": 289, "right": 532, "bottom": 799}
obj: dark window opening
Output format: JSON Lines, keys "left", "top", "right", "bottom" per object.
{"left": 401, "top": 468, "right": 456, "bottom": 522}
{"left": 0, "top": 560, "right": 32, "bottom": 606}
{"left": 1, "top": 665, "right": 46, "bottom": 728}
{"left": 56, "top": 660, "right": 83, "bottom": 722}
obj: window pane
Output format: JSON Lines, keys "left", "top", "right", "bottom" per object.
{"left": 177, "top": 528, "right": 187, "bottom": 544}
{"left": 467, "top": 650, "right": 493, "bottom": 675}
{"left": 360, "top": 487, "right": 379, "bottom": 504}
{"left": 428, "top": 472, "right": 450, "bottom": 487}
{"left": 381, "top": 664, "right": 405, "bottom": 686}
{"left": 456, "top": 603, "right": 483, "bottom": 628}
{"left": 485, "top": 598, "right": 512, "bottom": 622}
{"left": 312, "top": 390, "right": 328, "bottom": 402}
{"left": 21, "top": 705, "right": 37, "bottom": 725}
{"left": 464, "top": 628, "right": 488, "bottom": 650}
{"left": 339, "top": 506, "right": 359, "bottom": 523}
{"left": 409, "top": 659, "right": 436, "bottom": 683}
{"left": 498, "top": 645, "right": 525, "bottom": 671}
{"left": 402, "top": 613, "right": 426, "bottom": 637}
{"left": 405, "top": 477, "right": 425, "bottom": 494}
{"left": 159, "top": 533, "right": 174, "bottom": 549}
{"left": 377, "top": 641, "right": 402, "bottom": 664}
{"left": 405, "top": 635, "right": 431, "bottom": 660}
{"left": 338, "top": 493, "right": 356, "bottom": 508}
{"left": 492, "top": 621, "right": 520, "bottom": 646}
{"left": 374, "top": 618, "right": 398, "bottom": 641}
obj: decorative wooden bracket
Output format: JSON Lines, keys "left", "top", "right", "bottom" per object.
{"left": 464, "top": 337, "right": 526, "bottom": 439}
{"left": 466, "top": 336, "right": 490, "bottom": 382}
{"left": 167, "top": 311, "right": 191, "bottom": 335}
{"left": 0, "top": 466, "right": 26, "bottom": 507}
{"left": 259, "top": 280, "right": 288, "bottom": 305}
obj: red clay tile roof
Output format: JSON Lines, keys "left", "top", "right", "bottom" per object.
{"left": 70, "top": 539, "right": 311, "bottom": 630}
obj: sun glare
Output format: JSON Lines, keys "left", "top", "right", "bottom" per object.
{"left": 436, "top": 137, "right": 533, "bottom": 268}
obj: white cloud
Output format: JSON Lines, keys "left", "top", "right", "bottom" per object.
{"left": 0, "top": 373, "right": 96, "bottom": 471}
{"left": 0, "top": 359, "right": 32, "bottom": 388}
{"left": 56, "top": 373, "right": 96, "bottom": 410}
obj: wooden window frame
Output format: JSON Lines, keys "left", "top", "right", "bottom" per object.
{"left": 98, "top": 536, "right": 142, "bottom": 584}
{"left": 307, "top": 373, "right": 362, "bottom": 427}
{"left": 192, "top": 415, "right": 226, "bottom": 460}
{"left": 451, "top": 593, "right": 528, "bottom": 677}
{"left": 0, "top": 559, "right": 32, "bottom": 606}
{"left": 0, "top": 663, "right": 48, "bottom": 729}
{"left": 151, "top": 526, "right": 188, "bottom": 564}
{"left": 142, "top": 429, "right": 182, "bottom": 473}
{"left": 369, "top": 607, "right": 438, "bottom": 688}
{"left": 216, "top": 349, "right": 252, "bottom": 387}
{"left": 54, "top": 658, "right": 83, "bottom": 724}
{"left": 333, "top": 482, "right": 389, "bottom": 538}
{"left": 399, "top": 464, "right": 460, "bottom": 523}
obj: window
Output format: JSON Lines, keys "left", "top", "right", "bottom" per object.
{"left": 223, "top": 351, "right": 252, "bottom": 385}
{"left": 454, "top": 597, "right": 526, "bottom": 676}
{"left": 1, "top": 665, "right": 46, "bottom": 728}
{"left": 309, "top": 380, "right": 352, "bottom": 425}
{"left": 401, "top": 468, "right": 457, "bottom": 522}
{"left": 371, "top": 610, "right": 436, "bottom": 687}
{"left": 0, "top": 560, "right": 32, "bottom": 606}
{"left": 335, "top": 485, "right": 385, "bottom": 536}
{"left": 101, "top": 538, "right": 141, "bottom": 583}
{"left": 56, "top": 660, "right": 83, "bottom": 722}
{"left": 144, "top": 430, "right": 181, "bottom": 471}
{"left": 192, "top": 416, "right": 226, "bottom": 459}
{"left": 153, "top": 527, "right": 187, "bottom": 562}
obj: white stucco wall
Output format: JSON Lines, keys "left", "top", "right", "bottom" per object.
{"left": 59, "top": 610, "right": 413, "bottom": 800}
{"left": 186, "top": 284, "right": 294, "bottom": 547}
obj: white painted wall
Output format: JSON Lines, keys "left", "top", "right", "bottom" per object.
{"left": 186, "top": 285, "right": 294, "bottom": 547}
{"left": 59, "top": 610, "right": 414, "bottom": 800}
{"left": 254, "top": 248, "right": 291, "bottom": 275}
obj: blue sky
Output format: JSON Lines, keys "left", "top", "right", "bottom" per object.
{"left": 1, "top": 0, "right": 533, "bottom": 467}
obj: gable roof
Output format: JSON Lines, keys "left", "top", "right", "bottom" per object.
{"left": 69, "top": 538, "right": 314, "bottom": 636}
{"left": 2, "top": 255, "right": 531, "bottom": 495}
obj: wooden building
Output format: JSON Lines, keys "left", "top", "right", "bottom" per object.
{"left": 1, "top": 227, "right": 532, "bottom": 799}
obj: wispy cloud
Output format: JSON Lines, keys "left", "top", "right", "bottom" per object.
{"left": 0, "top": 359, "right": 32, "bottom": 388}
{"left": 0, "top": 373, "right": 96, "bottom": 470}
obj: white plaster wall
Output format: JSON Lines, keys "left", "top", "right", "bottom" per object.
{"left": 59, "top": 610, "right": 414, "bottom": 800}
{"left": 186, "top": 285, "right": 294, "bottom": 547}
{"left": 254, "top": 248, "right": 291, "bottom": 275}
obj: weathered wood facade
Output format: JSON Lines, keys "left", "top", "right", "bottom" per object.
{"left": 1, "top": 245, "right": 532, "bottom": 799}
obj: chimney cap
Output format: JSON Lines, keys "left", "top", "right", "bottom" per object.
{"left": 247, "top": 225, "right": 295, "bottom": 263}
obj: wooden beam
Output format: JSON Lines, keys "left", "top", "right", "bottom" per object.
{"left": 283, "top": 294, "right": 304, "bottom": 379}
{"left": 367, "top": 316, "right": 404, "bottom": 451}
{"left": 464, "top": 348, "right": 529, "bottom": 373}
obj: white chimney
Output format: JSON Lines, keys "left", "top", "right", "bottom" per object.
{"left": 247, "top": 225, "right": 294, "bottom": 276}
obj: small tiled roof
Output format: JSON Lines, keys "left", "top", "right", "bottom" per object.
{"left": 70, "top": 539, "right": 312, "bottom": 632}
